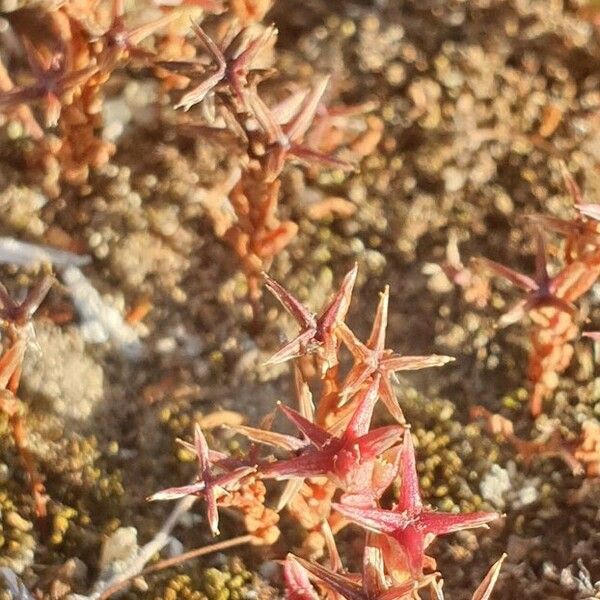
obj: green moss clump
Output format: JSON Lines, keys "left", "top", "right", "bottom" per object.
{"left": 398, "top": 385, "right": 502, "bottom": 513}
{"left": 136, "top": 557, "right": 256, "bottom": 600}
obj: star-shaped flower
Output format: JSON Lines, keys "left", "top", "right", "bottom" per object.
{"left": 264, "top": 263, "right": 357, "bottom": 369}
{"left": 0, "top": 38, "right": 99, "bottom": 127}
{"left": 284, "top": 545, "right": 417, "bottom": 600}
{"left": 472, "top": 230, "right": 577, "bottom": 327}
{"left": 148, "top": 423, "right": 255, "bottom": 535}
{"left": 337, "top": 285, "right": 454, "bottom": 424}
{"left": 163, "top": 23, "right": 276, "bottom": 111}
{"left": 333, "top": 432, "right": 500, "bottom": 578}
{"left": 95, "top": 0, "right": 178, "bottom": 65}
{"left": 246, "top": 76, "right": 355, "bottom": 179}
{"left": 260, "top": 377, "right": 404, "bottom": 506}
{"left": 430, "top": 554, "right": 506, "bottom": 600}
{"left": 0, "top": 275, "right": 54, "bottom": 330}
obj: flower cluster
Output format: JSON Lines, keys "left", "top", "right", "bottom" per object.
{"left": 473, "top": 165, "right": 600, "bottom": 416}
{"left": 150, "top": 266, "right": 503, "bottom": 598}
{"left": 0, "top": 4, "right": 378, "bottom": 312}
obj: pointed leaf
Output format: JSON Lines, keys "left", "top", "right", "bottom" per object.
{"left": 378, "top": 376, "right": 406, "bottom": 425}
{"left": 264, "top": 273, "right": 316, "bottom": 329}
{"left": 381, "top": 354, "right": 454, "bottom": 373}
{"left": 356, "top": 426, "right": 404, "bottom": 459}
{"left": 332, "top": 503, "right": 414, "bottom": 534}
{"left": 471, "top": 554, "right": 506, "bottom": 600}
{"left": 264, "top": 328, "right": 319, "bottom": 365}
{"left": 279, "top": 404, "right": 332, "bottom": 448}
{"left": 318, "top": 263, "right": 358, "bottom": 333}
{"left": 343, "top": 376, "right": 381, "bottom": 440}
{"left": 472, "top": 258, "right": 537, "bottom": 292}
{"left": 284, "top": 76, "right": 330, "bottom": 143}
{"left": 289, "top": 556, "right": 365, "bottom": 600}
{"left": 397, "top": 433, "right": 422, "bottom": 513}
{"left": 228, "top": 424, "right": 306, "bottom": 451}
{"left": 261, "top": 450, "right": 335, "bottom": 480}
{"left": 147, "top": 482, "right": 205, "bottom": 501}
{"left": 367, "top": 286, "right": 389, "bottom": 352}
{"left": 420, "top": 510, "right": 499, "bottom": 537}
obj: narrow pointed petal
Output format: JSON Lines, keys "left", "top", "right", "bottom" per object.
{"left": 20, "top": 275, "right": 53, "bottom": 323}
{"left": 318, "top": 263, "right": 358, "bottom": 333}
{"left": 271, "top": 89, "right": 309, "bottom": 125}
{"left": 175, "top": 72, "right": 223, "bottom": 110}
{"left": 381, "top": 354, "right": 454, "bottom": 373}
{"left": 528, "top": 294, "right": 576, "bottom": 317}
{"left": 127, "top": 12, "right": 179, "bottom": 46}
{"left": 497, "top": 299, "right": 527, "bottom": 328}
{"left": 191, "top": 22, "right": 226, "bottom": 68}
{"left": 276, "top": 478, "right": 304, "bottom": 512}
{"left": 194, "top": 423, "right": 211, "bottom": 478}
{"left": 279, "top": 404, "right": 332, "bottom": 448}
{"left": 264, "top": 273, "right": 316, "bottom": 329}
{"left": 341, "top": 362, "right": 376, "bottom": 402}
{"left": 583, "top": 331, "right": 600, "bottom": 340}
{"left": 289, "top": 556, "right": 365, "bottom": 600}
{"left": 322, "top": 520, "right": 343, "bottom": 572}
{"left": 332, "top": 503, "right": 414, "bottom": 534}
{"left": 533, "top": 229, "right": 550, "bottom": 285}
{"left": 289, "top": 145, "right": 355, "bottom": 171}
{"left": 283, "top": 555, "right": 320, "bottom": 600}
{"left": 362, "top": 540, "right": 387, "bottom": 599}
{"left": 559, "top": 161, "right": 583, "bottom": 205}
{"left": 228, "top": 424, "right": 306, "bottom": 451}
{"left": 205, "top": 485, "right": 220, "bottom": 535}
{"left": 261, "top": 450, "right": 335, "bottom": 480}
{"left": 576, "top": 203, "right": 600, "bottom": 221}
{"left": 420, "top": 510, "right": 499, "bottom": 537}
{"left": 356, "top": 426, "right": 404, "bottom": 459}
{"left": 397, "top": 433, "right": 422, "bottom": 513}
{"left": 284, "top": 76, "right": 330, "bottom": 143}
{"left": 0, "top": 87, "right": 44, "bottom": 110}
{"left": 472, "top": 258, "right": 537, "bottom": 292}
{"left": 528, "top": 214, "right": 588, "bottom": 238}
{"left": 471, "top": 554, "right": 506, "bottom": 600}
{"left": 212, "top": 466, "right": 256, "bottom": 490}
{"left": 264, "top": 328, "right": 318, "bottom": 365}
{"left": 147, "top": 482, "right": 205, "bottom": 501}
{"left": 378, "top": 376, "right": 406, "bottom": 425}
{"left": 247, "top": 89, "right": 287, "bottom": 146}
{"left": 176, "top": 438, "right": 228, "bottom": 463}
{"left": 294, "top": 364, "right": 315, "bottom": 420}
{"left": 390, "top": 525, "right": 426, "bottom": 578}
{"left": 337, "top": 322, "right": 372, "bottom": 362}
{"left": 367, "top": 286, "right": 389, "bottom": 352}
{"left": 0, "top": 342, "right": 25, "bottom": 389}
{"left": 343, "top": 376, "right": 381, "bottom": 440}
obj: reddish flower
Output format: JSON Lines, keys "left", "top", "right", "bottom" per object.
{"left": 337, "top": 285, "right": 454, "bottom": 424}
{"left": 264, "top": 264, "right": 357, "bottom": 368}
{"left": 148, "top": 423, "right": 255, "bottom": 535}
{"left": 246, "top": 77, "right": 355, "bottom": 179}
{"left": 0, "top": 275, "right": 54, "bottom": 330}
{"left": 333, "top": 432, "right": 499, "bottom": 578}
{"left": 285, "top": 544, "right": 417, "bottom": 600}
{"left": 261, "top": 377, "right": 404, "bottom": 505}
{"left": 163, "top": 23, "right": 276, "bottom": 111}
{"left": 472, "top": 230, "right": 575, "bottom": 327}
{"left": 0, "top": 38, "right": 99, "bottom": 127}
